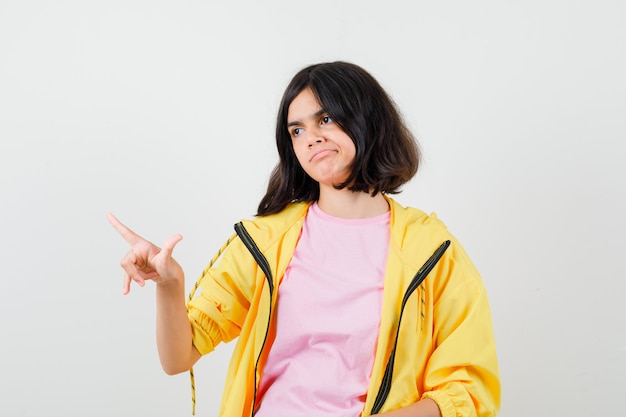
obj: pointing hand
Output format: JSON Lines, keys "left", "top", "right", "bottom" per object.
{"left": 107, "top": 213, "right": 184, "bottom": 294}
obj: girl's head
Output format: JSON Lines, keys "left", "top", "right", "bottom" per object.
{"left": 257, "top": 61, "right": 420, "bottom": 216}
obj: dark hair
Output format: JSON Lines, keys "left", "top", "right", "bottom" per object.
{"left": 257, "top": 61, "right": 420, "bottom": 216}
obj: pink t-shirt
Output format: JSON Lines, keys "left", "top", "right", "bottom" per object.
{"left": 254, "top": 203, "right": 390, "bottom": 416}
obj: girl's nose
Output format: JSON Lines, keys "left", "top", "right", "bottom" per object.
{"left": 307, "top": 127, "right": 324, "bottom": 147}
{"left": 308, "top": 137, "right": 323, "bottom": 147}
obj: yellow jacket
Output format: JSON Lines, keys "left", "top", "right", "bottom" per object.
{"left": 187, "top": 197, "right": 500, "bottom": 416}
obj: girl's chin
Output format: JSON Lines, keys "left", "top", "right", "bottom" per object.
{"left": 306, "top": 171, "right": 350, "bottom": 187}
{"left": 316, "top": 180, "right": 351, "bottom": 191}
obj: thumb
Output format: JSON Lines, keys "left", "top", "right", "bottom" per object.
{"left": 160, "top": 234, "right": 183, "bottom": 258}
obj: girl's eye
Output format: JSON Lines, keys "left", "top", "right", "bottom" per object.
{"left": 291, "top": 127, "right": 302, "bottom": 137}
{"left": 321, "top": 115, "right": 332, "bottom": 125}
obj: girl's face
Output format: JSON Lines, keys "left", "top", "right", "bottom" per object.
{"left": 286, "top": 88, "right": 356, "bottom": 190}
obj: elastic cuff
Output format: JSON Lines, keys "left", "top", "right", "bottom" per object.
{"left": 421, "top": 390, "right": 455, "bottom": 417}
{"left": 188, "top": 310, "right": 217, "bottom": 356}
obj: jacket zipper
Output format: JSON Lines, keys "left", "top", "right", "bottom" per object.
{"left": 370, "top": 240, "right": 451, "bottom": 414}
{"left": 234, "top": 222, "right": 274, "bottom": 417}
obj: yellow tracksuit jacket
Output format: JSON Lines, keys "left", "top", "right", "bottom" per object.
{"left": 187, "top": 196, "right": 500, "bottom": 417}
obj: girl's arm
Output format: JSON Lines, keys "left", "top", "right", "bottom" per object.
{"left": 374, "top": 398, "right": 441, "bottom": 417}
{"left": 155, "top": 278, "right": 201, "bottom": 374}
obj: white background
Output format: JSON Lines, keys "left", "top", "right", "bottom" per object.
{"left": 1, "top": 1, "right": 624, "bottom": 416}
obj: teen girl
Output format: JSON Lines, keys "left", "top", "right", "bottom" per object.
{"left": 109, "top": 61, "right": 501, "bottom": 417}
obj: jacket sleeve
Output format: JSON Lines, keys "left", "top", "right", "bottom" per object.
{"left": 186, "top": 236, "right": 258, "bottom": 355}
{"left": 421, "top": 240, "right": 501, "bottom": 417}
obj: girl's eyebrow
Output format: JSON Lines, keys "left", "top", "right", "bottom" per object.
{"left": 287, "top": 109, "right": 327, "bottom": 128}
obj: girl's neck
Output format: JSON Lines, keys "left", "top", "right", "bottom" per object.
{"left": 317, "top": 186, "right": 389, "bottom": 219}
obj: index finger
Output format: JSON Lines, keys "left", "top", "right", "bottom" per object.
{"left": 107, "top": 212, "right": 143, "bottom": 245}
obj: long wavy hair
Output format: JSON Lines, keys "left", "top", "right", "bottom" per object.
{"left": 257, "top": 61, "right": 420, "bottom": 216}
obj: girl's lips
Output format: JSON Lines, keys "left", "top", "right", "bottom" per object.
{"left": 310, "top": 149, "right": 334, "bottom": 162}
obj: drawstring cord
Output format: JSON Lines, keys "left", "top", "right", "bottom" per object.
{"left": 186, "top": 233, "right": 238, "bottom": 415}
